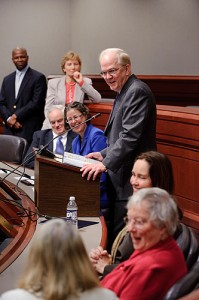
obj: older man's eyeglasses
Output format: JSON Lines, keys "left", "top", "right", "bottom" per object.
{"left": 100, "top": 65, "right": 126, "bottom": 78}
{"left": 123, "top": 216, "right": 148, "bottom": 229}
{"left": 66, "top": 114, "right": 82, "bottom": 123}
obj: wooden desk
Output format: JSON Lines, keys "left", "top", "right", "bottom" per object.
{"left": 0, "top": 165, "right": 36, "bottom": 273}
{"left": 0, "top": 163, "right": 106, "bottom": 293}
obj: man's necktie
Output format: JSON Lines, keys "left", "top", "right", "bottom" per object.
{"left": 113, "top": 93, "right": 119, "bottom": 110}
{"left": 55, "top": 136, "right": 64, "bottom": 155}
{"left": 108, "top": 93, "right": 119, "bottom": 124}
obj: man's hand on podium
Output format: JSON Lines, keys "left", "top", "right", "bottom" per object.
{"left": 81, "top": 152, "right": 106, "bottom": 181}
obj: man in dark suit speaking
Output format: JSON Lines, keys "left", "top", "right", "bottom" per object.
{"left": 24, "top": 105, "right": 76, "bottom": 169}
{"left": 0, "top": 47, "right": 47, "bottom": 144}
{"left": 81, "top": 48, "right": 157, "bottom": 249}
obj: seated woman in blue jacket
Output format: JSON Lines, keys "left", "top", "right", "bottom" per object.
{"left": 65, "top": 102, "right": 107, "bottom": 209}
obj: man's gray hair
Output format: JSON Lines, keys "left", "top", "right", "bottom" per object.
{"left": 99, "top": 48, "right": 131, "bottom": 66}
{"left": 47, "top": 105, "right": 65, "bottom": 119}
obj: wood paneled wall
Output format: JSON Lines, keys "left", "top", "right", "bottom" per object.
{"left": 84, "top": 75, "right": 199, "bottom": 106}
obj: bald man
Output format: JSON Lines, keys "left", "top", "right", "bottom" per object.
{"left": 0, "top": 47, "right": 47, "bottom": 145}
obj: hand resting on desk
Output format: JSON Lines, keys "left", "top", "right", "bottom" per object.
{"left": 81, "top": 152, "right": 106, "bottom": 180}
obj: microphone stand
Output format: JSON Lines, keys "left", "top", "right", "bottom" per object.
{"left": 0, "top": 113, "right": 101, "bottom": 184}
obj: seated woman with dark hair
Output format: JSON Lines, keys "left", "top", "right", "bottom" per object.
{"left": 65, "top": 101, "right": 108, "bottom": 209}
{"left": 90, "top": 151, "right": 183, "bottom": 276}
{"left": 0, "top": 219, "right": 118, "bottom": 300}
{"left": 101, "top": 187, "right": 187, "bottom": 300}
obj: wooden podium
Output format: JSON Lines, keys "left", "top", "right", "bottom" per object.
{"left": 34, "top": 155, "right": 100, "bottom": 217}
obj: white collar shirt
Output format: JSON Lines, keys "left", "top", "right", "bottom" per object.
{"left": 15, "top": 65, "right": 29, "bottom": 98}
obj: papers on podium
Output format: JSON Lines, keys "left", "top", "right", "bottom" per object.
{"left": 63, "top": 152, "right": 100, "bottom": 168}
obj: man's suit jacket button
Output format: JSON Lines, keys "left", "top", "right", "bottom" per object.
{"left": 13, "top": 105, "right": 16, "bottom": 109}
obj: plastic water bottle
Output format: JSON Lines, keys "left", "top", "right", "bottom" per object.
{"left": 66, "top": 196, "right": 78, "bottom": 228}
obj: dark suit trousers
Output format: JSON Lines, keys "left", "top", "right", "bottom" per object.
{"left": 105, "top": 174, "right": 128, "bottom": 252}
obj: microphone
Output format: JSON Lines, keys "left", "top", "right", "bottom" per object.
{"left": 90, "top": 112, "right": 101, "bottom": 119}
{"left": 38, "top": 147, "right": 55, "bottom": 159}
{"left": 0, "top": 112, "right": 101, "bottom": 183}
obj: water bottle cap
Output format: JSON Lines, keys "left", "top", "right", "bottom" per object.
{"left": 69, "top": 196, "right": 75, "bottom": 201}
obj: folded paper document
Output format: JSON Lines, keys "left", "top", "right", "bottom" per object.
{"left": 63, "top": 152, "right": 100, "bottom": 168}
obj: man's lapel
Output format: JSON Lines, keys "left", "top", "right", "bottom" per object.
{"left": 104, "top": 94, "right": 120, "bottom": 134}
{"left": 104, "top": 75, "right": 137, "bottom": 135}
{"left": 46, "top": 130, "right": 54, "bottom": 152}
{"left": 10, "top": 73, "right": 16, "bottom": 101}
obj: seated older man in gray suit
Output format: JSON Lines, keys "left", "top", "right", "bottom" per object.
{"left": 24, "top": 105, "right": 76, "bottom": 169}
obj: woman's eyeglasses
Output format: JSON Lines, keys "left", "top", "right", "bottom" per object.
{"left": 66, "top": 114, "right": 82, "bottom": 123}
{"left": 123, "top": 216, "right": 148, "bottom": 229}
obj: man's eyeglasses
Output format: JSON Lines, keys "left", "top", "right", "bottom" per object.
{"left": 100, "top": 65, "right": 126, "bottom": 78}
{"left": 123, "top": 216, "right": 148, "bottom": 229}
{"left": 66, "top": 114, "right": 82, "bottom": 123}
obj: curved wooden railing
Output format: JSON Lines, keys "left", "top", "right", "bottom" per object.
{"left": 87, "top": 102, "right": 199, "bottom": 236}
{"left": 0, "top": 178, "right": 37, "bottom": 273}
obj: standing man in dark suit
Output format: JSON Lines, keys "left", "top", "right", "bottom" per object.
{"left": 0, "top": 47, "right": 47, "bottom": 144}
{"left": 24, "top": 105, "right": 77, "bottom": 169}
{"left": 81, "top": 48, "right": 156, "bottom": 250}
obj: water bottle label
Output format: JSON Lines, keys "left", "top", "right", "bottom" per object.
{"left": 66, "top": 210, "right": 77, "bottom": 221}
